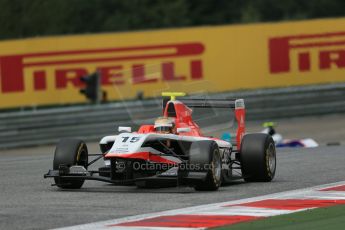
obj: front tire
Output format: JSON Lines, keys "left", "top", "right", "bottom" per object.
{"left": 189, "top": 141, "right": 222, "bottom": 191}
{"left": 240, "top": 133, "right": 276, "bottom": 182}
{"left": 53, "top": 139, "right": 88, "bottom": 189}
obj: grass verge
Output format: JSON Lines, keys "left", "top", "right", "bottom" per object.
{"left": 216, "top": 204, "right": 345, "bottom": 230}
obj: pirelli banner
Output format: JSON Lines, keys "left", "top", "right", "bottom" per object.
{"left": 1, "top": 18, "right": 345, "bottom": 108}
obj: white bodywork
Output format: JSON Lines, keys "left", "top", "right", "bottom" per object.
{"left": 101, "top": 132, "right": 231, "bottom": 164}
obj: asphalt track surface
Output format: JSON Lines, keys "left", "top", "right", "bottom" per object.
{"left": 1, "top": 114, "right": 345, "bottom": 229}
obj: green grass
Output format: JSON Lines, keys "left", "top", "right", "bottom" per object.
{"left": 216, "top": 205, "right": 345, "bottom": 230}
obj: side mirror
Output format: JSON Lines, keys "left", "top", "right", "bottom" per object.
{"left": 177, "top": 127, "right": 191, "bottom": 133}
{"left": 118, "top": 126, "right": 131, "bottom": 133}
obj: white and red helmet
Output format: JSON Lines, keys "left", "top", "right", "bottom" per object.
{"left": 154, "top": 117, "right": 175, "bottom": 133}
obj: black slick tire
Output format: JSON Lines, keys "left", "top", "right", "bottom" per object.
{"left": 240, "top": 133, "right": 276, "bottom": 182}
{"left": 53, "top": 139, "right": 88, "bottom": 189}
{"left": 188, "top": 141, "right": 222, "bottom": 191}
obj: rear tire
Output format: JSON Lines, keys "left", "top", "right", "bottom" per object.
{"left": 240, "top": 133, "right": 276, "bottom": 182}
{"left": 53, "top": 139, "right": 88, "bottom": 189}
{"left": 188, "top": 141, "right": 222, "bottom": 191}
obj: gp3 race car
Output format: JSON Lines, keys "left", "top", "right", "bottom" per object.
{"left": 44, "top": 92, "right": 276, "bottom": 191}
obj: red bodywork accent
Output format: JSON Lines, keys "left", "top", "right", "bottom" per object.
{"left": 137, "top": 100, "right": 244, "bottom": 142}
{"left": 112, "top": 215, "right": 261, "bottom": 228}
{"left": 163, "top": 101, "right": 203, "bottom": 137}
{"left": 105, "top": 151, "right": 177, "bottom": 164}
{"left": 137, "top": 125, "right": 155, "bottom": 133}
{"left": 136, "top": 101, "right": 204, "bottom": 137}
{"left": 235, "top": 107, "right": 245, "bottom": 149}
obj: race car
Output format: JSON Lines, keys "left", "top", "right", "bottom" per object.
{"left": 44, "top": 92, "right": 276, "bottom": 191}
{"left": 261, "top": 122, "right": 318, "bottom": 148}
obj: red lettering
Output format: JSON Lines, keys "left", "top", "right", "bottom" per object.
{"left": 269, "top": 37, "right": 290, "bottom": 73}
{"left": 269, "top": 31, "right": 345, "bottom": 73}
{"left": 298, "top": 52, "right": 311, "bottom": 71}
{"left": 0, "top": 55, "right": 24, "bottom": 93}
{"left": 98, "top": 66, "right": 125, "bottom": 85}
{"left": 319, "top": 50, "right": 345, "bottom": 69}
{"left": 0, "top": 42, "right": 205, "bottom": 94}
{"left": 55, "top": 68, "right": 87, "bottom": 89}
{"left": 162, "top": 62, "right": 186, "bottom": 81}
{"left": 132, "top": 64, "right": 158, "bottom": 84}
{"left": 33, "top": 71, "right": 47, "bottom": 90}
{"left": 190, "top": 60, "right": 203, "bottom": 79}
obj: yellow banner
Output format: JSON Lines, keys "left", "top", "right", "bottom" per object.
{"left": 1, "top": 18, "right": 345, "bottom": 108}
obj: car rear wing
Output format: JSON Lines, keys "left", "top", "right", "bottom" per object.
{"left": 177, "top": 97, "right": 244, "bottom": 109}
{"left": 162, "top": 93, "right": 245, "bottom": 149}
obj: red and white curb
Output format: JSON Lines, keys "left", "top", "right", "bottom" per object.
{"left": 56, "top": 181, "right": 345, "bottom": 230}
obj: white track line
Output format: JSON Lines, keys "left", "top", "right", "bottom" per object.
{"left": 192, "top": 206, "right": 295, "bottom": 217}
{"left": 55, "top": 180, "right": 345, "bottom": 230}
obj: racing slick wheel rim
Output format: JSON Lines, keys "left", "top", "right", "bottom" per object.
{"left": 267, "top": 142, "right": 276, "bottom": 174}
{"left": 77, "top": 146, "right": 88, "bottom": 167}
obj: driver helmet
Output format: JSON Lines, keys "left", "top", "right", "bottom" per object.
{"left": 154, "top": 117, "right": 175, "bottom": 133}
